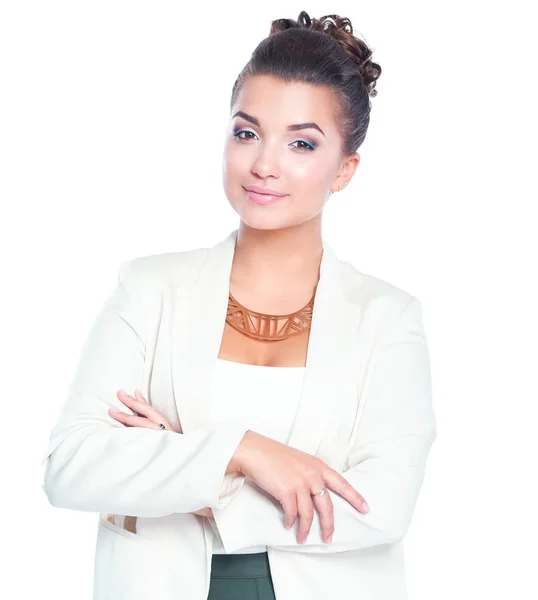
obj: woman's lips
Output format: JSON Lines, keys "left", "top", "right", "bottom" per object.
{"left": 244, "top": 188, "right": 288, "bottom": 205}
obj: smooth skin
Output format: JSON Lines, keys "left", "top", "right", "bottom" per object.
{"left": 110, "top": 74, "right": 370, "bottom": 544}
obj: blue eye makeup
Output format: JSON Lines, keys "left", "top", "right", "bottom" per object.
{"left": 232, "top": 128, "right": 317, "bottom": 152}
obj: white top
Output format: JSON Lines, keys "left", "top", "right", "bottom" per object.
{"left": 208, "top": 357, "right": 305, "bottom": 554}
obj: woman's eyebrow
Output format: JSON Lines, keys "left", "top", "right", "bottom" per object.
{"left": 232, "top": 110, "right": 325, "bottom": 137}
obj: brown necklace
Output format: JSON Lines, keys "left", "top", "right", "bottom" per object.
{"left": 226, "top": 287, "right": 317, "bottom": 341}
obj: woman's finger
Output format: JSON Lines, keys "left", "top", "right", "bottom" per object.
{"left": 108, "top": 408, "right": 163, "bottom": 429}
{"left": 114, "top": 388, "right": 175, "bottom": 431}
{"left": 312, "top": 488, "right": 335, "bottom": 544}
{"left": 323, "top": 469, "right": 369, "bottom": 513}
{"left": 134, "top": 388, "right": 148, "bottom": 406}
{"left": 281, "top": 492, "right": 298, "bottom": 531}
{"left": 117, "top": 389, "right": 151, "bottom": 416}
{"left": 295, "top": 489, "right": 315, "bottom": 544}
{"left": 117, "top": 389, "right": 161, "bottom": 420}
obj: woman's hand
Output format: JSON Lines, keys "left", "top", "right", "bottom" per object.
{"left": 233, "top": 430, "right": 369, "bottom": 545}
{"left": 109, "top": 389, "right": 214, "bottom": 519}
{"left": 109, "top": 388, "right": 178, "bottom": 432}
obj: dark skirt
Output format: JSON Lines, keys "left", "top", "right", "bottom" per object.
{"left": 207, "top": 551, "right": 276, "bottom": 600}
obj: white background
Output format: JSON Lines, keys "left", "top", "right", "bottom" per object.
{"left": 1, "top": 1, "right": 536, "bottom": 598}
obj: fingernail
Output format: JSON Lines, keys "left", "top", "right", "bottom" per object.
{"left": 363, "top": 501, "right": 370, "bottom": 512}
{"left": 109, "top": 408, "right": 120, "bottom": 414}
{"left": 284, "top": 523, "right": 291, "bottom": 530}
{"left": 118, "top": 389, "right": 127, "bottom": 395}
{"left": 327, "top": 535, "right": 333, "bottom": 544}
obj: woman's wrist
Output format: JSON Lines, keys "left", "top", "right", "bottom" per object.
{"left": 225, "top": 429, "right": 254, "bottom": 475}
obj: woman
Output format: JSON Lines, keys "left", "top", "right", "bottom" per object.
{"left": 41, "top": 11, "right": 436, "bottom": 600}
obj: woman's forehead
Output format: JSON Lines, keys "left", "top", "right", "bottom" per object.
{"left": 233, "top": 77, "right": 338, "bottom": 130}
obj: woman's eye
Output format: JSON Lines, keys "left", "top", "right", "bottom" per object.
{"left": 232, "top": 129, "right": 316, "bottom": 152}
{"left": 233, "top": 129, "right": 257, "bottom": 141}
{"left": 291, "top": 140, "right": 316, "bottom": 152}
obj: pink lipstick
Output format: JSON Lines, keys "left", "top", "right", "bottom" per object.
{"left": 243, "top": 186, "right": 288, "bottom": 205}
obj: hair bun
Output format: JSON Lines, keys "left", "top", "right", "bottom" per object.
{"left": 270, "top": 11, "right": 381, "bottom": 98}
{"left": 297, "top": 10, "right": 312, "bottom": 28}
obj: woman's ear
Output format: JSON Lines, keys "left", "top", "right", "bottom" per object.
{"left": 332, "top": 152, "right": 361, "bottom": 193}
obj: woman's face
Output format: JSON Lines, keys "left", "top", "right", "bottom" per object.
{"left": 222, "top": 74, "right": 357, "bottom": 231}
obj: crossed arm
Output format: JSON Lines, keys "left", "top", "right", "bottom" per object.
{"left": 210, "top": 297, "right": 437, "bottom": 553}
{"left": 41, "top": 261, "right": 436, "bottom": 554}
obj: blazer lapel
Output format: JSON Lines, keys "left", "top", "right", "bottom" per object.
{"left": 170, "top": 229, "right": 362, "bottom": 458}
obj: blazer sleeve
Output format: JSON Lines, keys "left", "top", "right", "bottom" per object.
{"left": 40, "top": 259, "right": 249, "bottom": 517}
{"left": 210, "top": 297, "right": 437, "bottom": 553}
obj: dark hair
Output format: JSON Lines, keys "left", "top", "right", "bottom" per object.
{"left": 229, "top": 11, "right": 382, "bottom": 158}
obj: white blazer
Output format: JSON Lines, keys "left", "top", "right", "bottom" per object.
{"left": 41, "top": 228, "right": 436, "bottom": 600}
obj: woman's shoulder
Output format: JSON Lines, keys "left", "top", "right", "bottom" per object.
{"left": 120, "top": 245, "right": 210, "bottom": 289}
{"left": 338, "top": 258, "right": 419, "bottom": 316}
